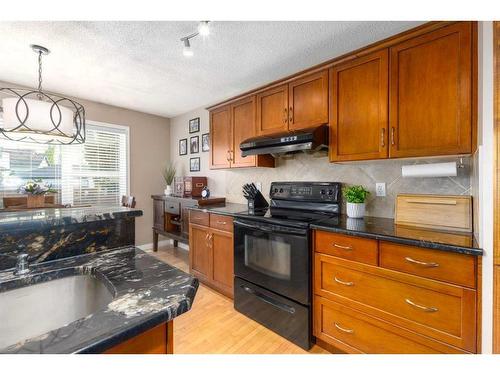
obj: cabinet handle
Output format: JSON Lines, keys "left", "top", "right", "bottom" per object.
{"left": 205, "top": 233, "right": 210, "bottom": 248}
{"left": 283, "top": 108, "right": 288, "bottom": 123}
{"left": 390, "top": 127, "right": 395, "bottom": 146}
{"left": 333, "top": 243, "right": 352, "bottom": 250}
{"left": 289, "top": 106, "right": 293, "bottom": 123}
{"left": 206, "top": 233, "right": 213, "bottom": 248}
{"left": 226, "top": 150, "right": 231, "bottom": 162}
{"left": 334, "top": 322, "right": 354, "bottom": 334}
{"left": 334, "top": 276, "right": 354, "bottom": 286}
{"left": 230, "top": 150, "right": 234, "bottom": 162}
{"left": 381, "top": 128, "right": 385, "bottom": 147}
{"left": 216, "top": 221, "right": 227, "bottom": 225}
{"left": 404, "top": 257, "right": 439, "bottom": 268}
{"left": 405, "top": 298, "right": 438, "bottom": 313}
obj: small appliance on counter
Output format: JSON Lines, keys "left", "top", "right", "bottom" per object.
{"left": 242, "top": 183, "right": 269, "bottom": 214}
{"left": 233, "top": 181, "right": 341, "bottom": 350}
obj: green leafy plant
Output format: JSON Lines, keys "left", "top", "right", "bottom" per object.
{"left": 163, "top": 163, "right": 176, "bottom": 186}
{"left": 343, "top": 185, "right": 370, "bottom": 204}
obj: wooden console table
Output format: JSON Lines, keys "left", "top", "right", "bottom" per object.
{"left": 151, "top": 195, "right": 225, "bottom": 251}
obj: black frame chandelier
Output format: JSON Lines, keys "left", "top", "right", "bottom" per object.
{"left": 0, "top": 45, "right": 85, "bottom": 145}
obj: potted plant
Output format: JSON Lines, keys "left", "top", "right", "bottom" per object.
{"left": 19, "top": 179, "right": 57, "bottom": 208}
{"left": 343, "top": 185, "right": 370, "bottom": 219}
{"left": 163, "top": 163, "right": 176, "bottom": 196}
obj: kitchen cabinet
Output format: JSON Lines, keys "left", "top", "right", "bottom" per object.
{"left": 189, "top": 211, "right": 234, "bottom": 298}
{"left": 210, "top": 97, "right": 274, "bottom": 170}
{"left": 389, "top": 22, "right": 473, "bottom": 158}
{"left": 329, "top": 49, "right": 389, "bottom": 161}
{"left": 105, "top": 321, "right": 173, "bottom": 354}
{"left": 313, "top": 230, "right": 479, "bottom": 354}
{"left": 256, "top": 71, "right": 328, "bottom": 136}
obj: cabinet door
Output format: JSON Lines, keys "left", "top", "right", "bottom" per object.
{"left": 189, "top": 224, "right": 212, "bottom": 282}
{"left": 389, "top": 22, "right": 472, "bottom": 158}
{"left": 209, "top": 105, "right": 232, "bottom": 169}
{"left": 231, "top": 96, "right": 257, "bottom": 168}
{"left": 256, "top": 84, "right": 289, "bottom": 136}
{"left": 153, "top": 198, "right": 165, "bottom": 230}
{"left": 211, "top": 228, "right": 234, "bottom": 297}
{"left": 288, "top": 70, "right": 329, "bottom": 131}
{"left": 329, "top": 50, "right": 389, "bottom": 162}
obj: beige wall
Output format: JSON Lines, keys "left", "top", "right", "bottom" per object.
{"left": 170, "top": 106, "right": 472, "bottom": 219}
{"left": 0, "top": 80, "right": 171, "bottom": 246}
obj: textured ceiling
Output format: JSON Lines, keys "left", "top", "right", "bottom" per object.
{"left": 0, "top": 21, "right": 423, "bottom": 118}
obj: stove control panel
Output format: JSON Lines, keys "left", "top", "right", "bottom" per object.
{"left": 270, "top": 182, "right": 341, "bottom": 203}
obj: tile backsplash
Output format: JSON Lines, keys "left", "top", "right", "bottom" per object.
{"left": 169, "top": 107, "right": 472, "bottom": 219}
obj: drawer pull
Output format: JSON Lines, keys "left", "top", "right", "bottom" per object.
{"left": 334, "top": 322, "right": 354, "bottom": 334}
{"left": 216, "top": 221, "right": 227, "bottom": 225}
{"left": 333, "top": 243, "right": 352, "bottom": 250}
{"left": 334, "top": 276, "right": 354, "bottom": 286}
{"left": 404, "top": 257, "right": 439, "bottom": 268}
{"left": 405, "top": 298, "right": 438, "bottom": 313}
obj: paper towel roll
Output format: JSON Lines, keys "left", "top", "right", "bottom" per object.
{"left": 401, "top": 162, "right": 457, "bottom": 178}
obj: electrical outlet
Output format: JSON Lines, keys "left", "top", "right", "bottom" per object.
{"left": 376, "top": 182, "right": 386, "bottom": 197}
{"left": 255, "top": 182, "right": 262, "bottom": 192}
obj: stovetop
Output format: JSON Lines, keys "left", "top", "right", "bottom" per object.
{"left": 234, "top": 207, "right": 339, "bottom": 228}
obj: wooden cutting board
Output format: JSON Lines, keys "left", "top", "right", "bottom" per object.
{"left": 395, "top": 194, "right": 472, "bottom": 232}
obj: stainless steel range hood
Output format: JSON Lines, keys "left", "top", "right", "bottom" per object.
{"left": 240, "top": 125, "right": 328, "bottom": 157}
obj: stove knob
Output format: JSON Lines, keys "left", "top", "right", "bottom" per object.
{"left": 328, "top": 190, "right": 334, "bottom": 195}
{"left": 274, "top": 188, "right": 278, "bottom": 193}
{"left": 320, "top": 189, "right": 326, "bottom": 195}
{"left": 279, "top": 188, "right": 284, "bottom": 193}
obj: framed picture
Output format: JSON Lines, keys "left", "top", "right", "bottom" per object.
{"left": 202, "top": 133, "right": 210, "bottom": 152}
{"left": 179, "top": 138, "right": 187, "bottom": 156}
{"left": 189, "top": 117, "right": 200, "bottom": 133}
{"left": 190, "top": 157, "right": 200, "bottom": 172}
{"left": 190, "top": 135, "right": 199, "bottom": 154}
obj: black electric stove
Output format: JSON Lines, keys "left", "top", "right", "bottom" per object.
{"left": 233, "top": 181, "right": 341, "bottom": 350}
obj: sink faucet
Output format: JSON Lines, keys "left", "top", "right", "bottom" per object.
{"left": 14, "top": 252, "right": 30, "bottom": 276}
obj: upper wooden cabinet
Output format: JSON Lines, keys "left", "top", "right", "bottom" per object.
{"left": 389, "top": 22, "right": 473, "bottom": 158}
{"left": 329, "top": 50, "right": 389, "bottom": 162}
{"left": 288, "top": 70, "right": 329, "bottom": 131}
{"left": 210, "top": 97, "right": 274, "bottom": 170}
{"left": 256, "top": 84, "right": 289, "bottom": 135}
{"left": 209, "top": 106, "right": 232, "bottom": 169}
{"left": 256, "top": 71, "right": 329, "bottom": 136}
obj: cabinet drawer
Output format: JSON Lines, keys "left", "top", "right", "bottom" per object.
{"left": 314, "top": 231, "right": 378, "bottom": 265}
{"left": 165, "top": 201, "right": 180, "bottom": 215}
{"left": 210, "top": 213, "right": 233, "bottom": 232}
{"left": 189, "top": 210, "right": 209, "bottom": 226}
{"left": 313, "top": 296, "right": 464, "bottom": 354}
{"left": 314, "top": 254, "right": 476, "bottom": 351}
{"left": 380, "top": 242, "right": 476, "bottom": 288}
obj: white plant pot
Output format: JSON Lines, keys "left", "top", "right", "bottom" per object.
{"left": 164, "top": 185, "right": 173, "bottom": 196}
{"left": 346, "top": 202, "right": 366, "bottom": 218}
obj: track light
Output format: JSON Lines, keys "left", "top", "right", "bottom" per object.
{"left": 182, "top": 38, "right": 193, "bottom": 57}
{"left": 198, "top": 21, "right": 210, "bottom": 36}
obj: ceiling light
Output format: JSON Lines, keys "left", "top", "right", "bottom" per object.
{"left": 0, "top": 45, "right": 85, "bottom": 145}
{"left": 198, "top": 21, "right": 210, "bottom": 36}
{"left": 182, "top": 38, "right": 193, "bottom": 57}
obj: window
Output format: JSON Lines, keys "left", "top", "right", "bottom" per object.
{"left": 0, "top": 122, "right": 129, "bottom": 207}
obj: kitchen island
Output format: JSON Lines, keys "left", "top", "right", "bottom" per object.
{"left": 0, "top": 246, "right": 198, "bottom": 353}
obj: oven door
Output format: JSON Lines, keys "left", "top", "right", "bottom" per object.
{"left": 234, "top": 218, "right": 310, "bottom": 305}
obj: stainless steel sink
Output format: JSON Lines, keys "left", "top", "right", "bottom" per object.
{"left": 0, "top": 274, "right": 113, "bottom": 349}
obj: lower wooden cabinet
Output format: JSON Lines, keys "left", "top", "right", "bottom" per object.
{"left": 312, "top": 229, "right": 479, "bottom": 354}
{"left": 189, "top": 211, "right": 234, "bottom": 298}
{"left": 104, "top": 321, "right": 173, "bottom": 354}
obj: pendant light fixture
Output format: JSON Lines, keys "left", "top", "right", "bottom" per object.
{"left": 0, "top": 45, "right": 85, "bottom": 144}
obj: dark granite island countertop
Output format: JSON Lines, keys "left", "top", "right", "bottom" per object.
{"left": 0, "top": 246, "right": 198, "bottom": 353}
{"left": 188, "top": 202, "right": 248, "bottom": 217}
{"left": 311, "top": 215, "right": 483, "bottom": 256}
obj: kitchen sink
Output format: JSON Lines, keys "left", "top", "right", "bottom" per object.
{"left": 0, "top": 274, "right": 114, "bottom": 349}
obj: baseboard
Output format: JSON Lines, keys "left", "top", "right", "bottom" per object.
{"left": 138, "top": 239, "right": 189, "bottom": 251}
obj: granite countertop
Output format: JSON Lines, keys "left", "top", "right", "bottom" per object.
{"left": 311, "top": 215, "right": 482, "bottom": 256}
{"left": 188, "top": 202, "right": 248, "bottom": 217}
{"left": 0, "top": 206, "right": 143, "bottom": 231}
{"left": 0, "top": 247, "right": 198, "bottom": 353}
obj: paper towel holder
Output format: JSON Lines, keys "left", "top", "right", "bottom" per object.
{"left": 458, "top": 157, "right": 465, "bottom": 169}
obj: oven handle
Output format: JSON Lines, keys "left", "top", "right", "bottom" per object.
{"left": 241, "top": 285, "right": 296, "bottom": 315}
{"left": 234, "top": 219, "right": 308, "bottom": 236}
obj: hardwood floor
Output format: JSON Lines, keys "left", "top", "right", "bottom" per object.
{"left": 149, "top": 245, "right": 329, "bottom": 354}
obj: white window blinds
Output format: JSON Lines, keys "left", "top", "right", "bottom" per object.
{"left": 0, "top": 122, "right": 128, "bottom": 207}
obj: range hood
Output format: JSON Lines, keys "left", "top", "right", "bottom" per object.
{"left": 240, "top": 125, "right": 328, "bottom": 157}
